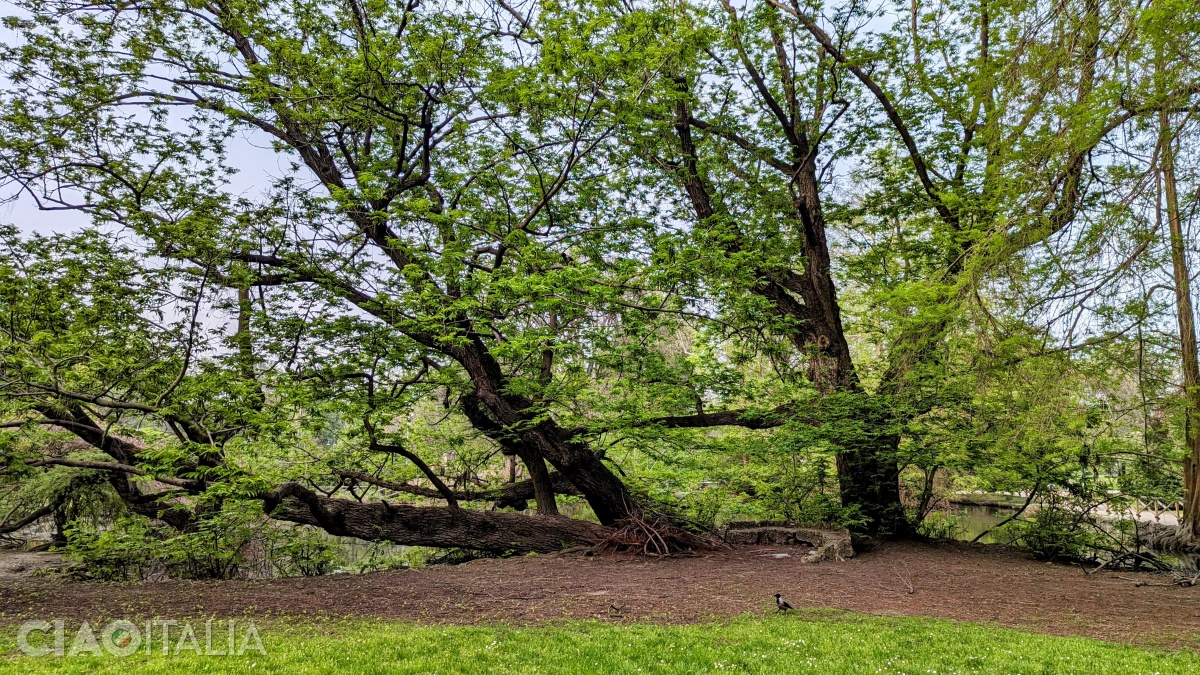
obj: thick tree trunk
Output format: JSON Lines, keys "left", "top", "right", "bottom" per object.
{"left": 516, "top": 423, "right": 633, "bottom": 525}
{"left": 793, "top": 161, "right": 905, "bottom": 537}
{"left": 836, "top": 431, "right": 906, "bottom": 536}
{"left": 1160, "top": 111, "right": 1200, "bottom": 540}
{"left": 262, "top": 483, "right": 610, "bottom": 553}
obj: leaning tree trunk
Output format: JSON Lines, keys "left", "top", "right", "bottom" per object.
{"left": 668, "top": 89, "right": 904, "bottom": 537}
{"left": 1160, "top": 110, "right": 1200, "bottom": 541}
{"left": 460, "top": 342, "right": 638, "bottom": 526}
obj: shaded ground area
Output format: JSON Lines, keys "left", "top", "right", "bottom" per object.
{"left": 0, "top": 541, "right": 1197, "bottom": 649}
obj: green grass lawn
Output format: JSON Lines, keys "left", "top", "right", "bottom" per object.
{"left": 1, "top": 610, "right": 1196, "bottom": 674}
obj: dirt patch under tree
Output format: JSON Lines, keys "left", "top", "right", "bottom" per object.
{"left": 0, "top": 540, "right": 1196, "bottom": 649}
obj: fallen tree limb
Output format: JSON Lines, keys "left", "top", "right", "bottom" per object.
{"left": 1114, "top": 572, "right": 1200, "bottom": 587}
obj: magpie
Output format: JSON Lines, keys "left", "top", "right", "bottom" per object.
{"left": 774, "top": 593, "right": 794, "bottom": 613}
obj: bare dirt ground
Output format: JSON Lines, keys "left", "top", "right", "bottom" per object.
{"left": 0, "top": 540, "right": 1197, "bottom": 649}
{"left": 0, "top": 552, "right": 66, "bottom": 580}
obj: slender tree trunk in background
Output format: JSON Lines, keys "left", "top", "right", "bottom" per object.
{"left": 520, "top": 452, "right": 559, "bottom": 516}
{"left": 1160, "top": 112, "right": 1200, "bottom": 540}
{"left": 459, "top": 393, "right": 561, "bottom": 516}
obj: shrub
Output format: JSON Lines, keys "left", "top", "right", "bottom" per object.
{"left": 917, "top": 510, "right": 965, "bottom": 540}
{"left": 60, "top": 517, "right": 157, "bottom": 581}
{"left": 1013, "top": 505, "right": 1095, "bottom": 561}
{"left": 267, "top": 526, "right": 344, "bottom": 577}
{"left": 60, "top": 502, "right": 350, "bottom": 580}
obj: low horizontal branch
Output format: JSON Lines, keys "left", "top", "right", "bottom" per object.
{"left": 262, "top": 482, "right": 609, "bottom": 553}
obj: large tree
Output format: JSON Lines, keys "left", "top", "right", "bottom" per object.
{"left": 0, "top": 0, "right": 674, "bottom": 552}
{"left": 3, "top": 0, "right": 1198, "bottom": 554}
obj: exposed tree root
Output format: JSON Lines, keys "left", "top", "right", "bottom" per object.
{"left": 1139, "top": 523, "right": 1200, "bottom": 553}
{"left": 589, "top": 509, "right": 727, "bottom": 557}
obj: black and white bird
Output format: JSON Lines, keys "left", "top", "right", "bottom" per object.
{"left": 774, "top": 593, "right": 794, "bottom": 613}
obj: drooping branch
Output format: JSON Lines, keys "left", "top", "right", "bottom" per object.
{"left": 3, "top": 458, "right": 203, "bottom": 491}
{"left": 0, "top": 504, "right": 53, "bottom": 535}
{"left": 21, "top": 404, "right": 199, "bottom": 529}
{"left": 34, "top": 403, "right": 145, "bottom": 465}
{"left": 370, "top": 441, "right": 460, "bottom": 509}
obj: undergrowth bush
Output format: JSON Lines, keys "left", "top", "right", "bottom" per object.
{"left": 60, "top": 502, "right": 347, "bottom": 580}
{"left": 1012, "top": 504, "right": 1098, "bottom": 561}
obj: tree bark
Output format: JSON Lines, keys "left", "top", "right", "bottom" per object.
{"left": 458, "top": 345, "right": 635, "bottom": 524}
{"left": 262, "top": 483, "right": 610, "bottom": 553}
{"left": 524, "top": 455, "right": 559, "bottom": 515}
{"left": 791, "top": 161, "right": 907, "bottom": 537}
